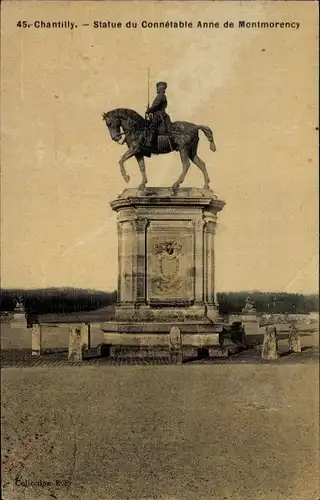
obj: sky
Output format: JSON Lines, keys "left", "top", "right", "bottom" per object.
{"left": 1, "top": 1, "right": 318, "bottom": 293}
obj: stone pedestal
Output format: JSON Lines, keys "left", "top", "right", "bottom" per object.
{"left": 101, "top": 188, "right": 226, "bottom": 350}
{"left": 240, "top": 298, "right": 259, "bottom": 335}
{"left": 240, "top": 313, "right": 259, "bottom": 335}
{"left": 11, "top": 313, "right": 27, "bottom": 329}
{"left": 11, "top": 304, "right": 27, "bottom": 329}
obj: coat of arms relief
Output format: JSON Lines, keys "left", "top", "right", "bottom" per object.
{"left": 151, "top": 240, "right": 183, "bottom": 292}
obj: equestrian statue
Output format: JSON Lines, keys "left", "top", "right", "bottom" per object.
{"left": 102, "top": 81, "right": 217, "bottom": 194}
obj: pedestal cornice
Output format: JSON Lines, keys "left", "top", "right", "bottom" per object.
{"left": 111, "top": 187, "right": 225, "bottom": 212}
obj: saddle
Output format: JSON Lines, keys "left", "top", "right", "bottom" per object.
{"left": 145, "top": 113, "right": 172, "bottom": 135}
{"left": 158, "top": 115, "right": 172, "bottom": 135}
{"left": 143, "top": 114, "right": 173, "bottom": 155}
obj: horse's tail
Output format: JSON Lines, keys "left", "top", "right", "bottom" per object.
{"left": 197, "top": 125, "right": 216, "bottom": 152}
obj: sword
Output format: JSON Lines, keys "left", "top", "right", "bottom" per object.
{"left": 144, "top": 68, "right": 150, "bottom": 139}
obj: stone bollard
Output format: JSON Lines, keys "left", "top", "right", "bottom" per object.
{"left": 169, "top": 326, "right": 183, "bottom": 364}
{"left": 261, "top": 325, "right": 279, "bottom": 360}
{"left": 81, "top": 322, "right": 91, "bottom": 350}
{"left": 68, "top": 326, "right": 82, "bottom": 362}
{"left": 31, "top": 324, "right": 42, "bottom": 356}
{"left": 288, "top": 323, "right": 301, "bottom": 353}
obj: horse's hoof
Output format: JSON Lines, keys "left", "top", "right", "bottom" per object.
{"left": 204, "top": 183, "right": 210, "bottom": 190}
{"left": 123, "top": 175, "right": 130, "bottom": 183}
{"left": 138, "top": 184, "right": 146, "bottom": 191}
{"left": 171, "top": 184, "right": 179, "bottom": 196}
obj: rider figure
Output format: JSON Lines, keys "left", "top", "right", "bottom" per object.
{"left": 145, "top": 81, "right": 168, "bottom": 149}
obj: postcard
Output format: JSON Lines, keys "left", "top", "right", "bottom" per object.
{"left": 1, "top": 1, "right": 318, "bottom": 499}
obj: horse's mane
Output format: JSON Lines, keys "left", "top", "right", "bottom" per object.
{"left": 108, "top": 108, "right": 145, "bottom": 124}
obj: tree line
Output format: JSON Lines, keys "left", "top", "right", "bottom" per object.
{"left": 217, "top": 291, "right": 318, "bottom": 314}
{"left": 0, "top": 288, "right": 318, "bottom": 315}
{"left": 0, "top": 288, "right": 117, "bottom": 314}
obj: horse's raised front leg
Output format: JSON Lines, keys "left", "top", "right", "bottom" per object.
{"left": 119, "top": 147, "right": 138, "bottom": 183}
{"left": 135, "top": 155, "right": 148, "bottom": 190}
{"left": 210, "top": 138, "right": 217, "bottom": 152}
{"left": 191, "top": 154, "right": 211, "bottom": 189}
{"left": 172, "top": 148, "right": 190, "bottom": 195}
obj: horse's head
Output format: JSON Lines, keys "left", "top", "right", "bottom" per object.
{"left": 102, "top": 108, "right": 145, "bottom": 144}
{"left": 102, "top": 111, "right": 122, "bottom": 143}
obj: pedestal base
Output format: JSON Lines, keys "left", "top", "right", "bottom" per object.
{"left": 100, "top": 319, "right": 249, "bottom": 360}
{"left": 102, "top": 187, "right": 228, "bottom": 360}
{"left": 101, "top": 323, "right": 222, "bottom": 347}
{"left": 240, "top": 313, "right": 259, "bottom": 334}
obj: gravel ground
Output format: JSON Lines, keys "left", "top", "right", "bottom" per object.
{"left": 1, "top": 323, "right": 319, "bottom": 500}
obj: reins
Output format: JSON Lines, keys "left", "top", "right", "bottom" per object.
{"left": 115, "top": 125, "right": 136, "bottom": 139}
{"left": 116, "top": 115, "right": 150, "bottom": 140}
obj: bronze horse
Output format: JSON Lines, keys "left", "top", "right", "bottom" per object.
{"left": 102, "top": 108, "right": 216, "bottom": 193}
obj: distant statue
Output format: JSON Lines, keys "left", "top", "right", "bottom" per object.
{"left": 14, "top": 296, "right": 24, "bottom": 312}
{"left": 102, "top": 82, "right": 217, "bottom": 194}
{"left": 242, "top": 296, "right": 256, "bottom": 314}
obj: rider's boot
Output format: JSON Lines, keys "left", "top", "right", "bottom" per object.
{"left": 145, "top": 130, "right": 157, "bottom": 150}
